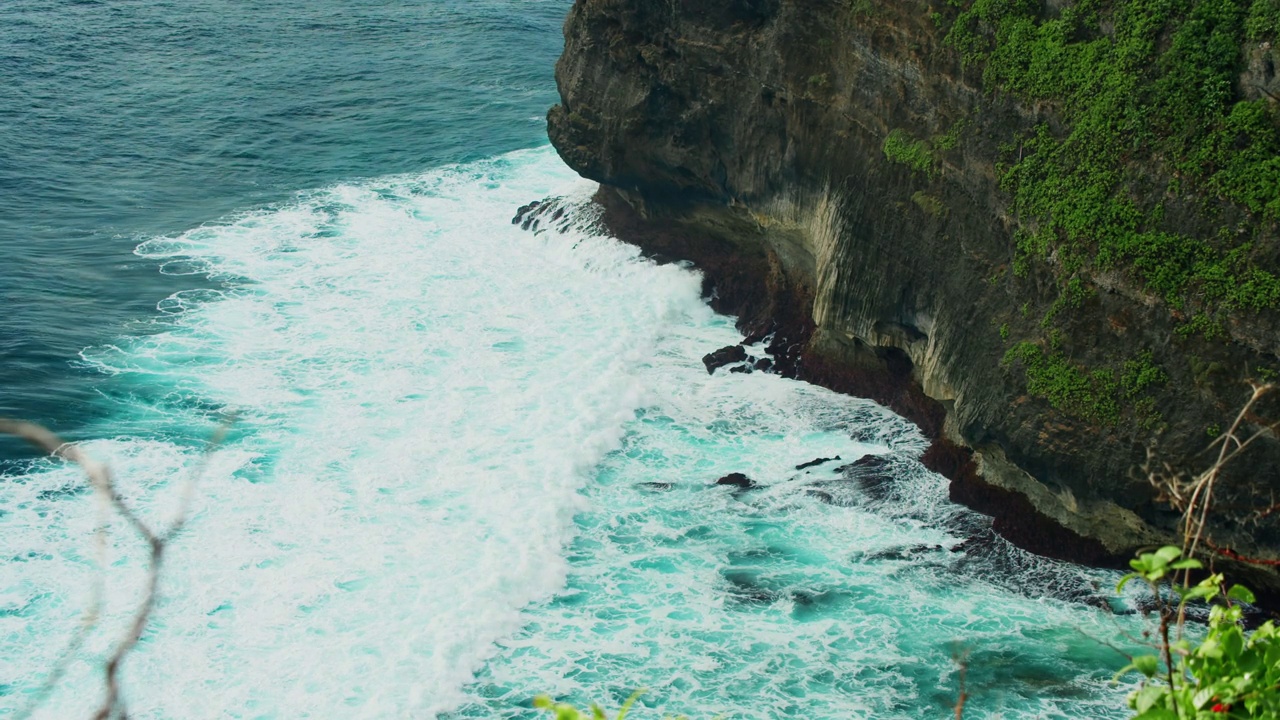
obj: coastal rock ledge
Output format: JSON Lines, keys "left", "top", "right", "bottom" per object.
{"left": 546, "top": 0, "right": 1280, "bottom": 600}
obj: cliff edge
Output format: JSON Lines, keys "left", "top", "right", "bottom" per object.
{"left": 546, "top": 0, "right": 1280, "bottom": 598}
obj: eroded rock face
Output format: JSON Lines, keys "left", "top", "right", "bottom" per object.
{"left": 547, "top": 0, "right": 1280, "bottom": 599}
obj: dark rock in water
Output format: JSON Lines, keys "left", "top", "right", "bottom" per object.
{"left": 729, "top": 364, "right": 752, "bottom": 374}
{"left": 803, "top": 482, "right": 859, "bottom": 507}
{"left": 512, "top": 196, "right": 580, "bottom": 235}
{"left": 950, "top": 532, "right": 999, "bottom": 557}
{"left": 847, "top": 426, "right": 881, "bottom": 444}
{"left": 795, "top": 455, "right": 840, "bottom": 470}
{"left": 512, "top": 200, "right": 541, "bottom": 225}
{"left": 640, "top": 482, "right": 672, "bottom": 491}
{"left": 754, "top": 357, "right": 773, "bottom": 372}
{"left": 804, "top": 489, "right": 836, "bottom": 504}
{"left": 833, "top": 454, "right": 889, "bottom": 475}
{"left": 834, "top": 454, "right": 898, "bottom": 501}
{"left": 513, "top": 200, "right": 546, "bottom": 231}
{"left": 702, "top": 344, "right": 747, "bottom": 374}
{"left": 714, "top": 472, "right": 756, "bottom": 489}
{"left": 857, "top": 544, "right": 944, "bottom": 562}
{"left": 1078, "top": 594, "right": 1127, "bottom": 614}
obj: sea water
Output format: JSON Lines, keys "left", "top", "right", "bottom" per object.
{"left": 1, "top": 2, "right": 1147, "bottom": 718}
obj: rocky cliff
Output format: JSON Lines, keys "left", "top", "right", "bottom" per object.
{"left": 545, "top": 0, "right": 1280, "bottom": 599}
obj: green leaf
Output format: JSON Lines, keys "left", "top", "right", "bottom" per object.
{"left": 1133, "top": 703, "right": 1180, "bottom": 720}
{"left": 1192, "top": 687, "right": 1215, "bottom": 709}
{"left": 1117, "top": 572, "right": 1140, "bottom": 593}
{"left": 1182, "top": 584, "right": 1217, "bottom": 602}
{"left": 1227, "top": 584, "right": 1257, "bottom": 604}
{"left": 534, "top": 696, "right": 555, "bottom": 710}
{"left": 1169, "top": 558, "right": 1202, "bottom": 570}
{"left": 616, "top": 689, "right": 646, "bottom": 720}
{"left": 1133, "top": 654, "right": 1160, "bottom": 678}
{"left": 1134, "top": 684, "right": 1167, "bottom": 713}
{"left": 1154, "top": 546, "right": 1182, "bottom": 564}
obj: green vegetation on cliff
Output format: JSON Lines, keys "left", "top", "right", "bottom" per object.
{"left": 882, "top": 128, "right": 937, "bottom": 175}
{"left": 1003, "top": 343, "right": 1166, "bottom": 425}
{"left": 945, "top": 0, "right": 1280, "bottom": 317}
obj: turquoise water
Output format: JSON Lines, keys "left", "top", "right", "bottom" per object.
{"left": 1, "top": 2, "right": 1148, "bottom": 718}
{"left": 1, "top": 0, "right": 565, "bottom": 450}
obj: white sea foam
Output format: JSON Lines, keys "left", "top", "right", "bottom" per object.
{"left": 0, "top": 147, "right": 1143, "bottom": 719}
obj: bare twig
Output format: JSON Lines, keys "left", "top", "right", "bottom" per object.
{"left": 0, "top": 417, "right": 231, "bottom": 719}
{"left": 951, "top": 646, "right": 970, "bottom": 719}
{"left": 1142, "top": 383, "right": 1279, "bottom": 581}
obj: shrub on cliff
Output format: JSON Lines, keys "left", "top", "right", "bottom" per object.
{"left": 1115, "top": 547, "right": 1280, "bottom": 719}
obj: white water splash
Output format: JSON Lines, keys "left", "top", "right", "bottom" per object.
{"left": 0, "top": 147, "right": 1143, "bottom": 719}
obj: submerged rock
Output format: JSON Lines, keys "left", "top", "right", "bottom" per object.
{"left": 804, "top": 488, "right": 836, "bottom": 504}
{"left": 856, "top": 544, "right": 945, "bottom": 562}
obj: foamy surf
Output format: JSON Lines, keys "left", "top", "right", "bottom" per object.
{"left": 0, "top": 147, "right": 1143, "bottom": 719}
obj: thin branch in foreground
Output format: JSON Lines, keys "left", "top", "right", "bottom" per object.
{"left": 951, "top": 645, "right": 970, "bottom": 720}
{"left": 0, "top": 417, "right": 231, "bottom": 720}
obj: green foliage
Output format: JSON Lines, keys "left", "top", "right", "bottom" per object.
{"left": 850, "top": 0, "right": 877, "bottom": 18}
{"left": 1116, "top": 547, "right": 1280, "bottom": 719}
{"left": 533, "top": 690, "right": 651, "bottom": 720}
{"left": 882, "top": 129, "right": 936, "bottom": 175}
{"left": 1122, "top": 351, "right": 1169, "bottom": 396}
{"left": 1004, "top": 341, "right": 1120, "bottom": 422}
{"left": 1247, "top": 0, "right": 1280, "bottom": 38}
{"left": 1004, "top": 342, "right": 1165, "bottom": 425}
{"left": 1041, "top": 276, "right": 1089, "bottom": 327}
{"left": 945, "top": 0, "right": 1280, "bottom": 318}
{"left": 934, "top": 118, "right": 971, "bottom": 151}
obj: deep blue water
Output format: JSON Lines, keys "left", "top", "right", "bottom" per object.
{"left": 1, "top": 0, "right": 566, "bottom": 453}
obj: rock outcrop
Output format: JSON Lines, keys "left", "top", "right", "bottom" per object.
{"left": 546, "top": 0, "right": 1280, "bottom": 600}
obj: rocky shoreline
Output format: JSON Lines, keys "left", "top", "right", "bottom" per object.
{"left": 535, "top": 0, "right": 1280, "bottom": 608}
{"left": 516, "top": 191, "right": 1280, "bottom": 619}
{"left": 517, "top": 193, "right": 1126, "bottom": 569}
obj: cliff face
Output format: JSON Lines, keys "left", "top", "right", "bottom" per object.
{"left": 547, "top": 0, "right": 1280, "bottom": 596}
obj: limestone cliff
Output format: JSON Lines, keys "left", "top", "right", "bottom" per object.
{"left": 545, "top": 0, "right": 1280, "bottom": 599}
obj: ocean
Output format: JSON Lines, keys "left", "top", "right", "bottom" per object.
{"left": 0, "top": 1, "right": 1146, "bottom": 717}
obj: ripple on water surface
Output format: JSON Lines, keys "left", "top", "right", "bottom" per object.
{"left": 1, "top": 148, "right": 1145, "bottom": 718}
